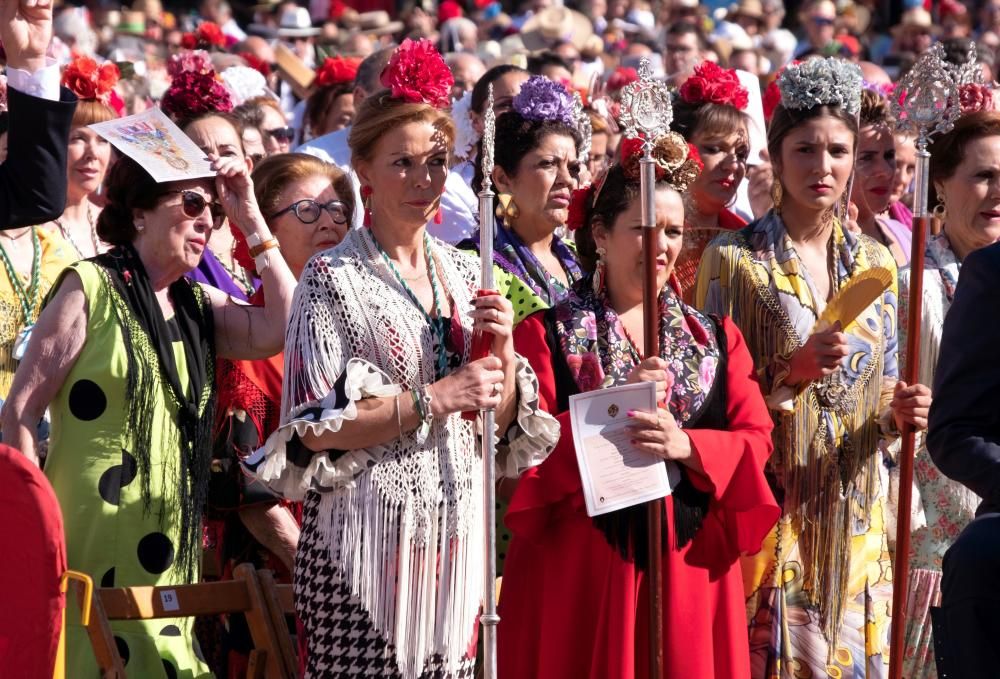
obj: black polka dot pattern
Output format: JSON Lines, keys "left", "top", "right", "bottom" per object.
{"left": 114, "top": 635, "right": 130, "bottom": 666}
{"left": 160, "top": 625, "right": 181, "bottom": 637}
{"left": 97, "top": 449, "right": 138, "bottom": 506}
{"left": 100, "top": 567, "right": 115, "bottom": 588}
{"left": 162, "top": 658, "right": 178, "bottom": 679}
{"left": 68, "top": 379, "right": 107, "bottom": 421}
{"left": 137, "top": 532, "right": 175, "bottom": 574}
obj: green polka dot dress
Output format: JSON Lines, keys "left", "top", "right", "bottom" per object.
{"left": 44, "top": 261, "right": 211, "bottom": 678}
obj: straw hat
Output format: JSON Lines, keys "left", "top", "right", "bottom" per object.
{"left": 354, "top": 11, "right": 404, "bottom": 36}
{"left": 277, "top": 7, "right": 321, "bottom": 37}
{"left": 892, "top": 7, "right": 939, "bottom": 36}
{"left": 520, "top": 6, "right": 594, "bottom": 51}
{"left": 728, "top": 0, "right": 764, "bottom": 22}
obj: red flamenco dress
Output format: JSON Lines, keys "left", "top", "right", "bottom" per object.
{"left": 675, "top": 208, "right": 746, "bottom": 303}
{"left": 497, "top": 276, "right": 779, "bottom": 679}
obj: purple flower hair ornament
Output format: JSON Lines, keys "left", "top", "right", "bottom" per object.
{"left": 512, "top": 76, "right": 576, "bottom": 127}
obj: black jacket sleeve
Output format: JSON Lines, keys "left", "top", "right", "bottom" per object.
{"left": 0, "top": 86, "right": 77, "bottom": 228}
{"left": 927, "top": 242, "right": 1000, "bottom": 514}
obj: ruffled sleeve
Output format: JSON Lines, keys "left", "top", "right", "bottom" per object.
{"left": 497, "top": 352, "right": 560, "bottom": 478}
{"left": 683, "top": 317, "right": 780, "bottom": 555}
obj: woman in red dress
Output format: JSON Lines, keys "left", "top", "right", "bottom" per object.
{"left": 670, "top": 61, "right": 753, "bottom": 301}
{"left": 497, "top": 134, "right": 780, "bottom": 679}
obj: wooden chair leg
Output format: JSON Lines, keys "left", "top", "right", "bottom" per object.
{"left": 78, "top": 583, "right": 126, "bottom": 679}
{"left": 234, "top": 563, "right": 289, "bottom": 679}
{"left": 256, "top": 569, "right": 298, "bottom": 679}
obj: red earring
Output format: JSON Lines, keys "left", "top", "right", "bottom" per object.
{"left": 361, "top": 186, "right": 373, "bottom": 227}
{"left": 434, "top": 208, "right": 443, "bottom": 225}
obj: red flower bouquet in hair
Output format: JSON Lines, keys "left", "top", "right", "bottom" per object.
{"left": 240, "top": 52, "right": 271, "bottom": 77}
{"left": 606, "top": 67, "right": 638, "bottom": 95}
{"left": 380, "top": 38, "right": 454, "bottom": 109}
{"left": 162, "top": 71, "right": 233, "bottom": 121}
{"left": 316, "top": 56, "right": 361, "bottom": 88}
{"left": 61, "top": 56, "right": 120, "bottom": 103}
{"left": 958, "top": 83, "right": 995, "bottom": 115}
{"left": 678, "top": 61, "right": 748, "bottom": 110}
{"left": 181, "top": 21, "right": 227, "bottom": 50}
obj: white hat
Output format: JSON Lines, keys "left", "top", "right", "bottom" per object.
{"left": 277, "top": 7, "right": 321, "bottom": 37}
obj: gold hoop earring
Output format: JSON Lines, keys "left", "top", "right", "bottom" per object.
{"left": 770, "top": 182, "right": 783, "bottom": 214}
{"left": 496, "top": 193, "right": 519, "bottom": 221}
{"left": 933, "top": 196, "right": 947, "bottom": 222}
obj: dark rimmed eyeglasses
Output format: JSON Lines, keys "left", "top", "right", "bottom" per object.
{"left": 166, "top": 190, "right": 226, "bottom": 229}
{"left": 270, "top": 199, "right": 350, "bottom": 225}
{"left": 264, "top": 126, "right": 296, "bottom": 143}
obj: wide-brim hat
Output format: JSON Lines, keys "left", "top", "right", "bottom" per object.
{"left": 520, "top": 6, "right": 594, "bottom": 52}
{"left": 891, "top": 8, "right": 940, "bottom": 36}
{"left": 728, "top": 0, "right": 764, "bottom": 22}
{"left": 352, "top": 11, "right": 404, "bottom": 36}
{"left": 277, "top": 7, "right": 321, "bottom": 37}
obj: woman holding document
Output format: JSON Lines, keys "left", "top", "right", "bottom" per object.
{"left": 497, "top": 133, "right": 779, "bottom": 678}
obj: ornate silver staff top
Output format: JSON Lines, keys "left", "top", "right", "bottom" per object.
{"left": 573, "top": 90, "right": 593, "bottom": 165}
{"left": 891, "top": 43, "right": 964, "bottom": 217}
{"left": 481, "top": 84, "right": 496, "bottom": 195}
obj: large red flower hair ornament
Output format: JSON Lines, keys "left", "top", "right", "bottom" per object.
{"left": 678, "top": 61, "right": 749, "bottom": 110}
{"left": 61, "top": 56, "right": 120, "bottom": 104}
{"left": 315, "top": 56, "right": 361, "bottom": 88}
{"left": 380, "top": 38, "right": 454, "bottom": 109}
{"left": 181, "top": 21, "right": 228, "bottom": 50}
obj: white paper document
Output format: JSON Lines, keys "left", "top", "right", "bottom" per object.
{"left": 569, "top": 381, "right": 680, "bottom": 517}
{"left": 90, "top": 108, "right": 216, "bottom": 183}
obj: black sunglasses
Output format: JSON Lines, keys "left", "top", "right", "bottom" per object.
{"left": 265, "top": 126, "right": 296, "bottom": 143}
{"left": 166, "top": 190, "right": 226, "bottom": 229}
{"left": 270, "top": 199, "right": 349, "bottom": 225}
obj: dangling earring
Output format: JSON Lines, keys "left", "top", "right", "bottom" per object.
{"left": 592, "top": 246, "right": 607, "bottom": 295}
{"left": 134, "top": 221, "right": 145, "bottom": 233}
{"left": 933, "top": 195, "right": 947, "bottom": 222}
{"left": 434, "top": 208, "right": 443, "bottom": 225}
{"left": 770, "top": 182, "right": 783, "bottom": 214}
{"left": 361, "top": 186, "right": 373, "bottom": 227}
{"left": 496, "top": 193, "right": 519, "bottom": 221}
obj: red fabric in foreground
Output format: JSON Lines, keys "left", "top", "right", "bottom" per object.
{"left": 0, "top": 444, "right": 67, "bottom": 678}
{"left": 498, "top": 315, "right": 779, "bottom": 679}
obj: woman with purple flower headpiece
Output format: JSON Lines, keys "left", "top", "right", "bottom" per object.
{"left": 462, "top": 76, "right": 585, "bottom": 326}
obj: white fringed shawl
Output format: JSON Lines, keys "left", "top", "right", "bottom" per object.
{"left": 253, "top": 228, "right": 558, "bottom": 678}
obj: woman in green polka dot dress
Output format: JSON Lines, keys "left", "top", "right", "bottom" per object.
{"left": 462, "top": 76, "right": 585, "bottom": 326}
{"left": 3, "top": 149, "right": 298, "bottom": 677}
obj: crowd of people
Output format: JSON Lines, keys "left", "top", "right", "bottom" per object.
{"left": 1, "top": 0, "right": 1000, "bottom": 676}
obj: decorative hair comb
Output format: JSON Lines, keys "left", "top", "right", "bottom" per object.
{"left": 777, "top": 57, "right": 863, "bottom": 116}
{"left": 380, "top": 38, "right": 454, "bottom": 109}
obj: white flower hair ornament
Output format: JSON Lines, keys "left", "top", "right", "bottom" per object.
{"left": 221, "top": 66, "right": 276, "bottom": 106}
{"left": 777, "top": 57, "right": 863, "bottom": 117}
{"left": 451, "top": 90, "right": 479, "bottom": 162}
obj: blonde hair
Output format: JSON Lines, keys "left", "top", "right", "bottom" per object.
{"left": 348, "top": 90, "right": 456, "bottom": 167}
{"left": 71, "top": 99, "right": 117, "bottom": 128}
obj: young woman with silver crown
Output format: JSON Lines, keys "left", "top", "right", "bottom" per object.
{"left": 247, "top": 39, "right": 557, "bottom": 678}
{"left": 695, "top": 58, "right": 929, "bottom": 678}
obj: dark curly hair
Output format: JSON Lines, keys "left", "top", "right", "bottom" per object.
{"left": 573, "top": 165, "right": 679, "bottom": 272}
{"left": 96, "top": 156, "right": 182, "bottom": 245}
{"left": 472, "top": 110, "right": 582, "bottom": 211}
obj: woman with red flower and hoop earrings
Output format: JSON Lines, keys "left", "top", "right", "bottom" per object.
{"left": 246, "top": 39, "right": 557, "bottom": 678}
{"left": 670, "top": 61, "right": 753, "bottom": 302}
{"left": 43, "top": 56, "right": 120, "bottom": 260}
{"left": 498, "top": 135, "right": 778, "bottom": 679}
{"left": 302, "top": 56, "right": 361, "bottom": 144}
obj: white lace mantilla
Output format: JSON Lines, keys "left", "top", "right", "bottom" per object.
{"left": 252, "top": 228, "right": 557, "bottom": 678}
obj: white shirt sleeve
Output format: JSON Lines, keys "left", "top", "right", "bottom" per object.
{"left": 5, "top": 58, "right": 61, "bottom": 101}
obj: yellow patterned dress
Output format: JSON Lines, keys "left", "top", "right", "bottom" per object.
{"left": 695, "top": 213, "right": 898, "bottom": 679}
{"left": 0, "top": 227, "right": 76, "bottom": 398}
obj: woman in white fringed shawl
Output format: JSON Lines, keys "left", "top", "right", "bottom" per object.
{"left": 247, "top": 39, "right": 558, "bottom": 679}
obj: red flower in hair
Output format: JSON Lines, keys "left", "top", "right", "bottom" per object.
{"left": 606, "top": 67, "right": 638, "bottom": 94}
{"left": 679, "top": 61, "right": 748, "bottom": 110}
{"left": 762, "top": 79, "right": 781, "bottom": 121}
{"left": 61, "top": 56, "right": 120, "bottom": 103}
{"left": 958, "top": 83, "right": 995, "bottom": 115}
{"left": 566, "top": 186, "right": 592, "bottom": 231}
{"left": 380, "top": 38, "right": 454, "bottom": 109}
{"left": 240, "top": 52, "right": 271, "bottom": 77}
{"left": 181, "top": 21, "right": 227, "bottom": 51}
{"left": 315, "top": 56, "right": 361, "bottom": 88}
{"left": 162, "top": 71, "right": 233, "bottom": 121}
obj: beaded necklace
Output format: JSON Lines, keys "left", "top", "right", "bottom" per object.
{"left": 0, "top": 227, "right": 42, "bottom": 325}
{"left": 56, "top": 203, "right": 100, "bottom": 259}
{"left": 374, "top": 232, "right": 450, "bottom": 378}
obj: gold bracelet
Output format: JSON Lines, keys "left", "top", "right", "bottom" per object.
{"left": 249, "top": 238, "right": 279, "bottom": 258}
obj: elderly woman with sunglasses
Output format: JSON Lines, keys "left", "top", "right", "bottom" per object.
{"left": 1, "top": 151, "right": 297, "bottom": 678}
{"left": 208, "top": 153, "right": 353, "bottom": 674}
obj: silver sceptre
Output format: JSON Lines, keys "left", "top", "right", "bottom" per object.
{"left": 616, "top": 57, "right": 674, "bottom": 679}
{"left": 478, "top": 83, "right": 500, "bottom": 679}
{"left": 891, "top": 42, "right": 961, "bottom": 217}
